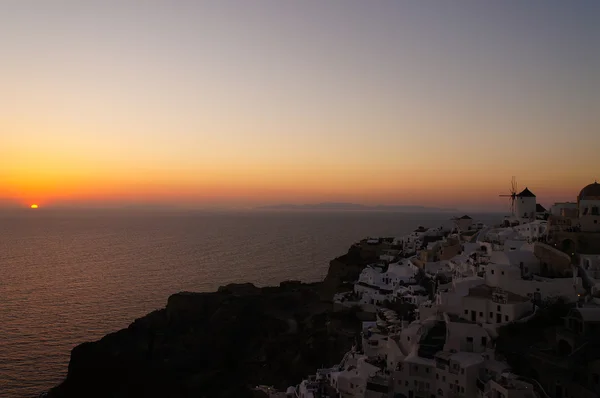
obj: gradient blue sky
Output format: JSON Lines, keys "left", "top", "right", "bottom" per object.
{"left": 2, "top": 1, "right": 599, "bottom": 210}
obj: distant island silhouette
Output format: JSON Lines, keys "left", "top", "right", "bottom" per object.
{"left": 256, "top": 202, "right": 458, "bottom": 212}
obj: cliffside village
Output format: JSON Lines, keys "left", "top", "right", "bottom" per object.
{"left": 257, "top": 181, "right": 600, "bottom": 398}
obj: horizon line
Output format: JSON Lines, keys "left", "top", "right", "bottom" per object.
{"left": 0, "top": 205, "right": 509, "bottom": 214}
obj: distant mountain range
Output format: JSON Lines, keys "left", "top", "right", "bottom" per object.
{"left": 256, "top": 202, "right": 458, "bottom": 212}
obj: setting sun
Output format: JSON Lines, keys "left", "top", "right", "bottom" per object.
{"left": 30, "top": 204, "right": 39, "bottom": 209}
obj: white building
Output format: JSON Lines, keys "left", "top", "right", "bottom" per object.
{"left": 515, "top": 187, "right": 537, "bottom": 221}
{"left": 329, "top": 354, "right": 383, "bottom": 398}
{"left": 550, "top": 201, "right": 578, "bottom": 216}
{"left": 443, "top": 313, "right": 494, "bottom": 354}
{"left": 488, "top": 250, "right": 539, "bottom": 275}
{"left": 433, "top": 276, "right": 485, "bottom": 315}
{"left": 484, "top": 261, "right": 584, "bottom": 303}
{"left": 502, "top": 239, "right": 529, "bottom": 252}
{"left": 353, "top": 282, "right": 393, "bottom": 308}
{"left": 470, "top": 222, "right": 584, "bottom": 302}
{"left": 325, "top": 212, "right": 589, "bottom": 398}
{"left": 296, "top": 378, "right": 320, "bottom": 398}
{"left": 394, "top": 227, "right": 430, "bottom": 253}
{"left": 513, "top": 220, "right": 547, "bottom": 241}
{"left": 478, "top": 361, "right": 537, "bottom": 398}
{"left": 486, "top": 375, "right": 537, "bottom": 398}
{"left": 338, "top": 261, "right": 421, "bottom": 310}
{"left": 386, "top": 305, "right": 536, "bottom": 398}
{"left": 393, "top": 351, "right": 486, "bottom": 398}
{"left": 486, "top": 227, "right": 521, "bottom": 245}
{"left": 461, "top": 284, "right": 532, "bottom": 325}
{"left": 394, "top": 285, "right": 428, "bottom": 306}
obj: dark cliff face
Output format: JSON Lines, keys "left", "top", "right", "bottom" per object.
{"left": 48, "top": 246, "right": 374, "bottom": 398}
{"left": 321, "top": 243, "right": 379, "bottom": 296}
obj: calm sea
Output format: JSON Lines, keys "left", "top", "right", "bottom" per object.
{"left": 0, "top": 209, "right": 501, "bottom": 397}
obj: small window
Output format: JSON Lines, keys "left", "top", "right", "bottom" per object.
{"left": 436, "top": 373, "right": 439, "bottom": 380}
{"left": 482, "top": 336, "right": 487, "bottom": 346}
{"left": 466, "top": 337, "right": 473, "bottom": 342}
{"left": 497, "top": 305, "right": 501, "bottom": 311}
{"left": 426, "top": 368, "right": 430, "bottom": 373}
{"left": 461, "top": 387, "right": 465, "bottom": 393}
{"left": 461, "top": 368, "right": 465, "bottom": 374}
{"left": 491, "top": 270, "right": 495, "bottom": 274}
{"left": 479, "top": 311, "right": 483, "bottom": 317}
{"left": 442, "top": 376, "right": 446, "bottom": 382}
{"left": 489, "top": 312, "right": 493, "bottom": 318}
{"left": 464, "top": 309, "right": 468, "bottom": 315}
{"left": 505, "top": 315, "right": 509, "bottom": 321}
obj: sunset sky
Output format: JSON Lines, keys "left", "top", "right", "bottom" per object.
{"left": 2, "top": 1, "right": 599, "bottom": 211}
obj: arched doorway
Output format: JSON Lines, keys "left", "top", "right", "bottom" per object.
{"left": 557, "top": 339, "right": 572, "bottom": 357}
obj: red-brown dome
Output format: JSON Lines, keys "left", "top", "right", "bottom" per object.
{"left": 578, "top": 182, "right": 600, "bottom": 200}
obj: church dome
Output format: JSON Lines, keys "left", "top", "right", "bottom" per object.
{"left": 578, "top": 182, "right": 600, "bottom": 200}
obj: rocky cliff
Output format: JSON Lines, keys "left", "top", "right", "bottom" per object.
{"left": 48, "top": 243, "right": 382, "bottom": 398}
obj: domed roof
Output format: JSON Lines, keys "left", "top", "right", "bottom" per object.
{"left": 579, "top": 181, "right": 600, "bottom": 200}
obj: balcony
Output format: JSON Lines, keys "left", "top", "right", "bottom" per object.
{"left": 476, "top": 377, "right": 490, "bottom": 393}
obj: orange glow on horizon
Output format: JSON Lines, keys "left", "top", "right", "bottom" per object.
{"left": 1, "top": 175, "right": 589, "bottom": 212}
{"left": 2, "top": 149, "right": 595, "bottom": 210}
